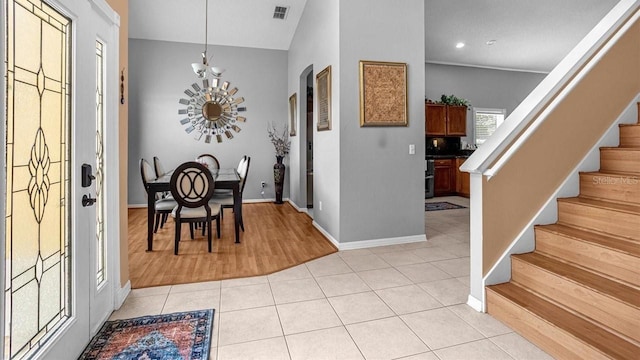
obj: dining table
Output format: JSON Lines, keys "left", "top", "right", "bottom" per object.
{"left": 145, "top": 168, "right": 243, "bottom": 251}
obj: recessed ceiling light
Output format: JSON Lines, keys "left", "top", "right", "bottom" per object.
{"left": 486, "top": 40, "right": 497, "bottom": 45}
{"left": 455, "top": 42, "right": 465, "bottom": 49}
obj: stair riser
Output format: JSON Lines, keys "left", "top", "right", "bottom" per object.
{"left": 600, "top": 150, "right": 640, "bottom": 174}
{"left": 535, "top": 229, "right": 640, "bottom": 287}
{"left": 558, "top": 202, "right": 640, "bottom": 241}
{"left": 512, "top": 258, "right": 640, "bottom": 343}
{"left": 580, "top": 173, "right": 640, "bottom": 205}
{"left": 620, "top": 126, "right": 640, "bottom": 147}
{"left": 486, "top": 289, "right": 611, "bottom": 360}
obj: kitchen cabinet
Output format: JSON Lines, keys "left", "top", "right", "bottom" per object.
{"left": 434, "top": 158, "right": 456, "bottom": 196}
{"left": 456, "top": 157, "right": 470, "bottom": 197}
{"left": 425, "top": 104, "right": 467, "bottom": 136}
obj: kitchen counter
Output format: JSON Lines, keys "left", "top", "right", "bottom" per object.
{"left": 426, "top": 154, "right": 471, "bottom": 159}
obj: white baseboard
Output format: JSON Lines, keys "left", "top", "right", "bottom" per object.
{"left": 337, "top": 234, "right": 427, "bottom": 250}
{"left": 467, "top": 294, "right": 484, "bottom": 312}
{"left": 115, "top": 280, "right": 131, "bottom": 309}
{"left": 128, "top": 203, "right": 147, "bottom": 208}
{"left": 312, "top": 221, "right": 339, "bottom": 248}
{"left": 312, "top": 220, "right": 427, "bottom": 250}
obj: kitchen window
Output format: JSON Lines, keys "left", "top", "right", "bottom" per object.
{"left": 474, "top": 107, "right": 506, "bottom": 146}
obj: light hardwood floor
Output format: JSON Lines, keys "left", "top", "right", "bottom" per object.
{"left": 128, "top": 202, "right": 337, "bottom": 288}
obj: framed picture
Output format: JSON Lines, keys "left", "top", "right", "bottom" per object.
{"left": 289, "top": 93, "right": 297, "bottom": 136}
{"left": 316, "top": 65, "right": 331, "bottom": 131}
{"left": 359, "top": 60, "right": 408, "bottom": 127}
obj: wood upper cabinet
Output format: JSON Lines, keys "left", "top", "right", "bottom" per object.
{"left": 425, "top": 104, "right": 447, "bottom": 136}
{"left": 434, "top": 158, "right": 456, "bottom": 196}
{"left": 425, "top": 103, "right": 467, "bottom": 136}
{"left": 447, "top": 106, "right": 467, "bottom": 136}
{"left": 456, "top": 157, "right": 470, "bottom": 197}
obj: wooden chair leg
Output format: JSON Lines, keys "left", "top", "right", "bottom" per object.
{"left": 161, "top": 213, "right": 168, "bottom": 228}
{"left": 207, "top": 219, "right": 212, "bottom": 252}
{"left": 216, "top": 217, "right": 221, "bottom": 238}
{"left": 189, "top": 223, "right": 195, "bottom": 239}
{"left": 154, "top": 213, "right": 161, "bottom": 233}
{"left": 174, "top": 221, "right": 181, "bottom": 255}
{"left": 202, "top": 221, "right": 206, "bottom": 236}
{"left": 240, "top": 217, "right": 245, "bottom": 232}
{"left": 220, "top": 208, "right": 224, "bottom": 220}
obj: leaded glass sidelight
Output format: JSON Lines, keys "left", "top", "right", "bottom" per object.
{"left": 4, "top": 0, "right": 71, "bottom": 358}
{"left": 95, "top": 41, "right": 106, "bottom": 286}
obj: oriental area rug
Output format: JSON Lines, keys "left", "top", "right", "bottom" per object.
{"left": 79, "top": 309, "right": 214, "bottom": 360}
{"left": 425, "top": 201, "right": 467, "bottom": 211}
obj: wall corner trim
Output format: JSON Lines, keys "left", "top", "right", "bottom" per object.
{"left": 287, "top": 199, "right": 308, "bottom": 213}
{"left": 115, "top": 280, "right": 131, "bottom": 309}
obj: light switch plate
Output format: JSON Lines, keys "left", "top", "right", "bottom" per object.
{"left": 409, "top": 144, "right": 415, "bottom": 155}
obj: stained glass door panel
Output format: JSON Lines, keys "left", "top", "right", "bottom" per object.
{"left": 3, "top": 0, "right": 114, "bottom": 358}
{"left": 4, "top": 0, "right": 71, "bottom": 358}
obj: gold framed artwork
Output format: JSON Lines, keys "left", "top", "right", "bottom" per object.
{"left": 359, "top": 60, "right": 408, "bottom": 127}
{"left": 316, "top": 65, "right": 332, "bottom": 131}
{"left": 289, "top": 93, "right": 297, "bottom": 136}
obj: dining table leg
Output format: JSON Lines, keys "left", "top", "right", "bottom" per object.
{"left": 233, "top": 184, "right": 241, "bottom": 243}
{"left": 146, "top": 187, "right": 156, "bottom": 251}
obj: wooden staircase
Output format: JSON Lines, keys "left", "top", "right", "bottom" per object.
{"left": 486, "top": 107, "right": 640, "bottom": 359}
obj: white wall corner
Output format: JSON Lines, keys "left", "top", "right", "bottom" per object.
{"left": 287, "top": 198, "right": 308, "bottom": 213}
{"left": 115, "top": 280, "right": 131, "bottom": 309}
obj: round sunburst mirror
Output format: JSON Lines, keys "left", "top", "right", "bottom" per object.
{"left": 178, "top": 77, "right": 247, "bottom": 143}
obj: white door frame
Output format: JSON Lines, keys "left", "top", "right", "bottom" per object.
{"left": 1, "top": 0, "right": 7, "bottom": 357}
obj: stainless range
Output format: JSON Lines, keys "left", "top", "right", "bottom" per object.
{"left": 425, "top": 159, "right": 435, "bottom": 198}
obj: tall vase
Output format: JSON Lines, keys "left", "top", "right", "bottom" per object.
{"left": 273, "top": 155, "right": 285, "bottom": 204}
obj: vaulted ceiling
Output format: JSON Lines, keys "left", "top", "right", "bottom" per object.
{"left": 129, "top": 0, "right": 620, "bottom": 73}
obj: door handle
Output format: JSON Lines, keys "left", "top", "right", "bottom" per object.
{"left": 82, "top": 194, "right": 96, "bottom": 207}
{"left": 81, "top": 163, "right": 95, "bottom": 188}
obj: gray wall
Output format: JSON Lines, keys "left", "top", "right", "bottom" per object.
{"left": 425, "top": 63, "right": 546, "bottom": 144}
{"left": 287, "top": 0, "right": 341, "bottom": 237}
{"left": 338, "top": 0, "right": 426, "bottom": 242}
{"left": 128, "top": 39, "right": 288, "bottom": 205}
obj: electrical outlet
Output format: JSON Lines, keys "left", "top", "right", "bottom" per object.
{"left": 261, "top": 181, "right": 266, "bottom": 188}
{"left": 319, "top": 201, "right": 322, "bottom": 211}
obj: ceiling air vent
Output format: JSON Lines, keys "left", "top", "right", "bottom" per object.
{"left": 273, "top": 6, "right": 289, "bottom": 20}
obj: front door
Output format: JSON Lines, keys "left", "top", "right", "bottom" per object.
{"left": 2, "top": 0, "right": 119, "bottom": 358}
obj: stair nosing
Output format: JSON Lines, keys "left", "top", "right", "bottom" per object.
{"left": 558, "top": 196, "right": 640, "bottom": 215}
{"left": 512, "top": 252, "right": 640, "bottom": 308}
{"left": 535, "top": 223, "right": 640, "bottom": 257}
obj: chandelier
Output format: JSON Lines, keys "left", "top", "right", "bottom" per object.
{"left": 178, "top": 0, "right": 246, "bottom": 143}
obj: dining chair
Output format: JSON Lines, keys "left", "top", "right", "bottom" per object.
{"left": 153, "top": 156, "right": 173, "bottom": 200}
{"left": 140, "top": 158, "right": 177, "bottom": 232}
{"left": 170, "top": 161, "right": 221, "bottom": 255}
{"left": 210, "top": 156, "right": 250, "bottom": 231}
{"left": 196, "top": 154, "right": 220, "bottom": 170}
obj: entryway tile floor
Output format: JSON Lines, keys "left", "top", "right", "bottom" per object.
{"left": 112, "top": 196, "right": 553, "bottom": 359}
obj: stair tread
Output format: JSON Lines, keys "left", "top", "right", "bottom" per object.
{"left": 600, "top": 146, "right": 640, "bottom": 151}
{"left": 513, "top": 252, "right": 640, "bottom": 307}
{"left": 581, "top": 170, "right": 640, "bottom": 177}
{"left": 489, "top": 283, "right": 640, "bottom": 359}
{"left": 536, "top": 223, "right": 640, "bottom": 257}
{"left": 559, "top": 196, "right": 640, "bottom": 214}
{"left": 619, "top": 123, "right": 640, "bottom": 127}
